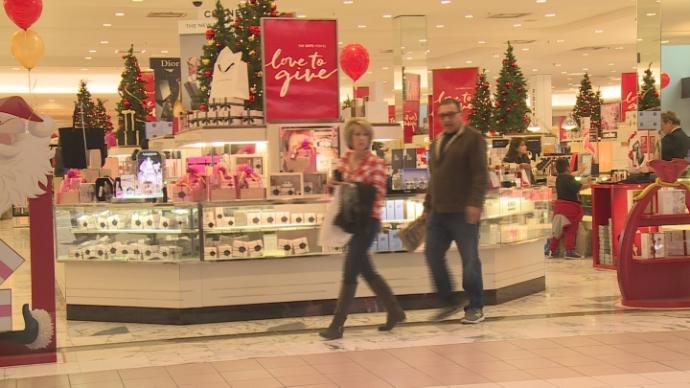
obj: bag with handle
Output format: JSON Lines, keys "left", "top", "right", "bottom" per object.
{"left": 318, "top": 186, "right": 352, "bottom": 248}
{"left": 398, "top": 215, "right": 427, "bottom": 252}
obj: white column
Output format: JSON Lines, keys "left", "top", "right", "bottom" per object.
{"left": 529, "top": 75, "right": 553, "bottom": 134}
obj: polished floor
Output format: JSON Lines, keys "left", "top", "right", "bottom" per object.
{"left": 2, "top": 219, "right": 690, "bottom": 387}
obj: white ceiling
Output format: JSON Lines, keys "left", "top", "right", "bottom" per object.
{"left": 1, "top": 0, "right": 688, "bottom": 122}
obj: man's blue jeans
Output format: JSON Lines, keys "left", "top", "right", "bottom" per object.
{"left": 424, "top": 211, "right": 484, "bottom": 310}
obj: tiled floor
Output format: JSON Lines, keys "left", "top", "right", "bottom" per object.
{"left": 4, "top": 331, "right": 690, "bottom": 387}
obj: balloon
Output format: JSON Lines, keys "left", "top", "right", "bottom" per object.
{"left": 339, "top": 43, "right": 370, "bottom": 82}
{"left": 10, "top": 29, "right": 44, "bottom": 70}
{"left": 4, "top": 0, "right": 42, "bottom": 30}
{"left": 661, "top": 72, "right": 670, "bottom": 89}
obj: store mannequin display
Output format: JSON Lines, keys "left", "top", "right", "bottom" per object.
{"left": 502, "top": 137, "right": 533, "bottom": 184}
{"left": 660, "top": 111, "right": 690, "bottom": 161}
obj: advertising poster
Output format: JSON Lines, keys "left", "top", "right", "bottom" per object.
{"left": 403, "top": 100, "right": 419, "bottom": 143}
{"left": 178, "top": 20, "right": 212, "bottom": 110}
{"left": 431, "top": 67, "right": 478, "bottom": 139}
{"left": 149, "top": 58, "right": 182, "bottom": 122}
{"left": 601, "top": 102, "right": 620, "bottom": 132}
{"left": 621, "top": 72, "right": 638, "bottom": 121}
{"left": 279, "top": 126, "right": 339, "bottom": 173}
{"left": 262, "top": 18, "right": 340, "bottom": 122}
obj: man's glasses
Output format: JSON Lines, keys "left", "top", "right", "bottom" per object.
{"left": 438, "top": 111, "right": 460, "bottom": 119}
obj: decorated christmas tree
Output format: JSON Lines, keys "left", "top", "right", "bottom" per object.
{"left": 590, "top": 89, "right": 603, "bottom": 137}
{"left": 638, "top": 64, "right": 661, "bottom": 111}
{"left": 94, "top": 99, "right": 114, "bottom": 132}
{"left": 197, "top": 0, "right": 235, "bottom": 111}
{"left": 572, "top": 73, "right": 596, "bottom": 128}
{"left": 469, "top": 69, "right": 492, "bottom": 134}
{"left": 72, "top": 80, "right": 97, "bottom": 128}
{"left": 492, "top": 42, "right": 530, "bottom": 134}
{"left": 115, "top": 45, "right": 150, "bottom": 145}
{"left": 231, "top": 0, "right": 279, "bottom": 111}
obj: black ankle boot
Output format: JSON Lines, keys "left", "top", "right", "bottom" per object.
{"left": 319, "top": 284, "right": 357, "bottom": 340}
{"left": 367, "top": 275, "right": 406, "bottom": 332}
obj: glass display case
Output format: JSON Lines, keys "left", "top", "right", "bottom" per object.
{"left": 55, "top": 203, "right": 201, "bottom": 263}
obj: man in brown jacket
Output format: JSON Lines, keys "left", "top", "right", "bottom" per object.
{"left": 424, "top": 98, "right": 488, "bottom": 323}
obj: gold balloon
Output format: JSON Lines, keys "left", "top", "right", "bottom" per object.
{"left": 10, "top": 29, "right": 45, "bottom": 70}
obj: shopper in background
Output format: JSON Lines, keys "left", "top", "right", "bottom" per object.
{"left": 319, "top": 118, "right": 405, "bottom": 340}
{"left": 548, "top": 158, "right": 586, "bottom": 259}
{"left": 660, "top": 111, "right": 690, "bottom": 161}
{"left": 502, "top": 137, "right": 533, "bottom": 183}
{"left": 423, "top": 98, "right": 488, "bottom": 324}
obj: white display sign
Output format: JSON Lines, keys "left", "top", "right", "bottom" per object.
{"left": 178, "top": 20, "right": 213, "bottom": 35}
{"left": 637, "top": 111, "right": 661, "bottom": 130}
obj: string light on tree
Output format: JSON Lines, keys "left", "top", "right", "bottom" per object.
{"left": 492, "top": 42, "right": 530, "bottom": 134}
{"left": 638, "top": 64, "right": 661, "bottom": 111}
{"left": 115, "top": 45, "right": 149, "bottom": 145}
{"left": 72, "top": 80, "right": 97, "bottom": 128}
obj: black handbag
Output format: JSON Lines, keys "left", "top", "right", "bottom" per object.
{"left": 334, "top": 182, "right": 376, "bottom": 233}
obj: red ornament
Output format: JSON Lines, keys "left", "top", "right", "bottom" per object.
{"left": 203, "top": 69, "right": 212, "bottom": 78}
{"left": 249, "top": 25, "right": 260, "bottom": 35}
{"left": 249, "top": 94, "right": 256, "bottom": 103}
{"left": 250, "top": 0, "right": 256, "bottom": 3}
{"left": 215, "top": 41, "right": 222, "bottom": 49}
{"left": 3, "top": 0, "right": 42, "bottom": 30}
{"left": 235, "top": 42, "right": 242, "bottom": 49}
{"left": 271, "top": 3, "right": 277, "bottom": 11}
{"left": 123, "top": 99, "right": 131, "bottom": 108}
{"left": 506, "top": 107, "right": 512, "bottom": 112}
{"left": 199, "top": 103, "right": 208, "bottom": 112}
{"left": 145, "top": 114, "right": 156, "bottom": 122}
{"left": 505, "top": 81, "right": 512, "bottom": 88}
{"left": 339, "top": 43, "right": 370, "bottom": 82}
{"left": 205, "top": 29, "right": 215, "bottom": 40}
{"left": 523, "top": 115, "right": 530, "bottom": 124}
{"left": 661, "top": 72, "right": 671, "bottom": 89}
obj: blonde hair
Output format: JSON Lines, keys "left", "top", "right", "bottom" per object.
{"left": 662, "top": 111, "right": 681, "bottom": 126}
{"left": 344, "top": 118, "right": 374, "bottom": 149}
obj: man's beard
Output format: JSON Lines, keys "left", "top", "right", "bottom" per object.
{"left": 0, "top": 133, "right": 54, "bottom": 214}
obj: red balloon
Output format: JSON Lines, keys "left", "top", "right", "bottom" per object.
{"left": 339, "top": 43, "right": 369, "bottom": 82}
{"left": 4, "top": 0, "right": 42, "bottom": 30}
{"left": 661, "top": 72, "right": 670, "bottom": 89}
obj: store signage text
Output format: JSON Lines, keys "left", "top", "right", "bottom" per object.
{"left": 267, "top": 49, "right": 338, "bottom": 97}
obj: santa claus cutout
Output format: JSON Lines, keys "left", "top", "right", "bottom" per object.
{"left": 0, "top": 96, "right": 56, "bottom": 365}
{"left": 209, "top": 47, "right": 250, "bottom": 103}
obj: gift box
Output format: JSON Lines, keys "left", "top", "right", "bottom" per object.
{"left": 218, "top": 245, "right": 233, "bottom": 260}
{"left": 83, "top": 168, "right": 101, "bottom": 183}
{"left": 305, "top": 213, "right": 317, "bottom": 224}
{"left": 96, "top": 216, "right": 109, "bottom": 230}
{"left": 68, "top": 248, "right": 83, "bottom": 261}
{"left": 233, "top": 240, "right": 250, "bottom": 258}
{"left": 77, "top": 215, "right": 96, "bottom": 230}
{"left": 82, "top": 246, "right": 98, "bottom": 260}
{"left": 79, "top": 183, "right": 96, "bottom": 203}
{"left": 292, "top": 238, "right": 309, "bottom": 255}
{"left": 57, "top": 191, "right": 80, "bottom": 205}
{"left": 108, "top": 215, "right": 122, "bottom": 229}
{"left": 239, "top": 187, "right": 265, "bottom": 199}
{"left": 127, "top": 244, "right": 142, "bottom": 261}
{"left": 0, "top": 290, "right": 11, "bottom": 332}
{"left": 143, "top": 245, "right": 162, "bottom": 261}
{"left": 269, "top": 173, "right": 303, "bottom": 198}
{"left": 203, "top": 210, "right": 217, "bottom": 229}
{"left": 211, "top": 187, "right": 237, "bottom": 201}
{"left": 130, "top": 213, "right": 144, "bottom": 229}
{"left": 169, "top": 183, "right": 206, "bottom": 203}
{"left": 261, "top": 212, "right": 276, "bottom": 225}
{"left": 0, "top": 243, "right": 25, "bottom": 284}
{"left": 160, "top": 246, "right": 181, "bottom": 261}
{"left": 248, "top": 239, "right": 264, "bottom": 257}
{"left": 279, "top": 239, "right": 293, "bottom": 255}
{"left": 658, "top": 189, "right": 687, "bottom": 215}
{"left": 291, "top": 213, "right": 304, "bottom": 224}
{"left": 303, "top": 173, "right": 328, "bottom": 196}
{"left": 142, "top": 213, "right": 158, "bottom": 229}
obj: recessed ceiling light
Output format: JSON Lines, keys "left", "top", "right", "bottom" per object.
{"left": 637, "top": 38, "right": 643, "bottom": 41}
{"left": 662, "top": 40, "right": 670, "bottom": 44}
{"left": 366, "top": 71, "right": 373, "bottom": 74}
{"left": 441, "top": 0, "right": 451, "bottom": 4}
{"left": 594, "top": 29, "right": 604, "bottom": 33}
{"left": 545, "top": 12, "right": 556, "bottom": 17}
{"left": 445, "top": 65, "right": 451, "bottom": 69}
{"left": 555, "top": 63, "right": 562, "bottom": 67}
{"left": 80, "top": 68, "right": 89, "bottom": 71}
{"left": 610, "top": 70, "right": 617, "bottom": 73}
{"left": 536, "top": 0, "right": 547, "bottom": 3}
{"left": 561, "top": 71, "right": 567, "bottom": 74}
{"left": 405, "top": 56, "right": 413, "bottom": 60}
{"left": 89, "top": 49, "right": 97, "bottom": 53}
{"left": 513, "top": 23, "right": 522, "bottom": 27}
{"left": 100, "top": 40, "right": 109, "bottom": 44}
{"left": 436, "top": 24, "right": 445, "bottom": 28}
{"left": 382, "top": 66, "right": 390, "bottom": 70}
{"left": 115, "top": 12, "right": 125, "bottom": 16}
{"left": 419, "top": 38, "right": 427, "bottom": 43}
{"left": 582, "top": 53, "right": 589, "bottom": 56}
{"left": 102, "top": 23, "right": 112, "bottom": 27}
{"left": 11, "top": 67, "right": 21, "bottom": 71}
{"left": 465, "top": 14, "right": 474, "bottom": 19}
{"left": 556, "top": 39, "right": 565, "bottom": 43}
{"left": 382, "top": 14, "right": 392, "bottom": 18}
{"left": 85, "top": 56, "right": 92, "bottom": 60}
{"left": 582, "top": 67, "right": 589, "bottom": 71}
{"left": 343, "top": 0, "right": 353, "bottom": 3}
{"left": 357, "top": 24, "right": 367, "bottom": 28}
{"left": 608, "top": 63, "right": 615, "bottom": 66}
{"left": 522, "top": 47, "right": 530, "bottom": 51}
{"left": 297, "top": 13, "right": 307, "bottom": 18}
{"left": 532, "top": 69, "right": 539, "bottom": 72}
{"left": 492, "top": 53, "right": 500, "bottom": 58}
{"left": 131, "top": 0, "right": 143, "bottom": 2}
{"left": 478, "top": 40, "right": 486, "bottom": 44}
{"left": 338, "top": 41, "right": 343, "bottom": 45}
{"left": 466, "top": 60, "right": 473, "bottom": 64}
{"left": 614, "top": 46, "right": 624, "bottom": 50}
{"left": 646, "top": 12, "right": 657, "bottom": 16}
{"left": 161, "top": 50, "right": 169, "bottom": 54}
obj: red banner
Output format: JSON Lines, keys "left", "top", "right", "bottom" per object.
{"left": 403, "top": 100, "right": 419, "bottom": 143}
{"left": 354, "top": 86, "right": 369, "bottom": 99}
{"left": 431, "top": 67, "right": 478, "bottom": 138}
{"left": 621, "top": 72, "right": 638, "bottom": 122}
{"left": 262, "top": 18, "right": 340, "bottom": 123}
{"left": 388, "top": 105, "right": 396, "bottom": 123}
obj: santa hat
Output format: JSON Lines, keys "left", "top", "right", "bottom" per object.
{"left": 0, "top": 96, "right": 44, "bottom": 122}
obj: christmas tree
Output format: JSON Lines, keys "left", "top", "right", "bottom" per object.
{"left": 197, "top": 0, "right": 235, "bottom": 111}
{"left": 492, "top": 42, "right": 530, "bottom": 134}
{"left": 231, "top": 0, "right": 279, "bottom": 111}
{"left": 590, "top": 89, "right": 603, "bottom": 137}
{"left": 469, "top": 68, "right": 492, "bottom": 134}
{"left": 94, "top": 99, "right": 114, "bottom": 132}
{"left": 72, "top": 80, "right": 97, "bottom": 128}
{"left": 115, "top": 45, "right": 150, "bottom": 145}
{"left": 638, "top": 64, "right": 660, "bottom": 111}
{"left": 572, "top": 73, "right": 596, "bottom": 128}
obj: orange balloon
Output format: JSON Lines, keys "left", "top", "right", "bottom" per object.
{"left": 10, "top": 29, "right": 44, "bottom": 70}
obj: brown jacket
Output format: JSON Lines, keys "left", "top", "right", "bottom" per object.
{"left": 424, "top": 125, "right": 488, "bottom": 213}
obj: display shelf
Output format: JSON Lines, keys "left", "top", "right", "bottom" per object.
{"left": 57, "top": 257, "right": 199, "bottom": 264}
{"left": 72, "top": 228, "right": 198, "bottom": 235}
{"left": 204, "top": 223, "right": 321, "bottom": 234}
{"left": 202, "top": 197, "right": 330, "bottom": 207}
{"left": 638, "top": 214, "right": 690, "bottom": 227}
{"left": 632, "top": 256, "right": 690, "bottom": 264}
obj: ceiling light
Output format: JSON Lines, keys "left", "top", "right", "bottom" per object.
{"left": 436, "top": 24, "right": 445, "bottom": 28}
{"left": 338, "top": 41, "right": 343, "bottom": 45}
{"left": 561, "top": 71, "right": 567, "bottom": 74}
{"left": 646, "top": 12, "right": 657, "bottom": 16}
{"left": 556, "top": 39, "right": 565, "bottom": 43}
{"left": 161, "top": 50, "right": 169, "bottom": 54}
{"left": 662, "top": 40, "right": 670, "bottom": 44}
{"left": 582, "top": 53, "right": 589, "bottom": 56}
{"left": 85, "top": 56, "right": 92, "bottom": 60}
{"left": 89, "top": 49, "right": 97, "bottom": 53}
{"left": 532, "top": 69, "right": 539, "bottom": 72}
{"left": 382, "top": 66, "right": 390, "bottom": 70}
{"left": 366, "top": 71, "right": 372, "bottom": 74}
{"left": 80, "top": 68, "right": 89, "bottom": 71}
{"left": 594, "top": 29, "right": 604, "bottom": 33}
{"left": 608, "top": 63, "right": 615, "bottom": 66}
{"left": 115, "top": 12, "right": 125, "bottom": 16}
{"left": 610, "top": 70, "right": 617, "bottom": 73}
{"left": 555, "top": 63, "right": 562, "bottom": 67}
{"left": 100, "top": 40, "right": 109, "bottom": 44}
{"left": 131, "top": 0, "right": 143, "bottom": 2}
{"left": 545, "top": 12, "right": 556, "bottom": 17}
{"left": 637, "top": 38, "right": 643, "bottom": 41}
{"left": 536, "top": 0, "right": 547, "bottom": 3}
{"left": 382, "top": 14, "right": 392, "bottom": 18}
{"left": 441, "top": 0, "right": 451, "bottom": 4}
{"left": 296, "top": 13, "right": 307, "bottom": 18}
{"left": 492, "top": 53, "right": 500, "bottom": 58}
{"left": 614, "top": 46, "right": 624, "bottom": 50}
{"left": 11, "top": 67, "right": 21, "bottom": 71}
{"left": 419, "top": 38, "right": 427, "bottom": 43}
{"left": 405, "top": 56, "right": 413, "bottom": 60}
{"left": 102, "top": 23, "right": 112, "bottom": 27}
{"left": 357, "top": 24, "right": 367, "bottom": 28}
{"left": 522, "top": 47, "right": 529, "bottom": 51}
{"left": 445, "top": 65, "right": 451, "bottom": 69}
{"left": 343, "top": 0, "right": 354, "bottom": 3}
{"left": 478, "top": 40, "right": 486, "bottom": 44}
{"left": 513, "top": 23, "right": 522, "bottom": 27}
{"left": 582, "top": 67, "right": 589, "bottom": 71}
{"left": 465, "top": 14, "right": 473, "bottom": 19}
{"left": 465, "top": 60, "right": 473, "bottom": 64}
